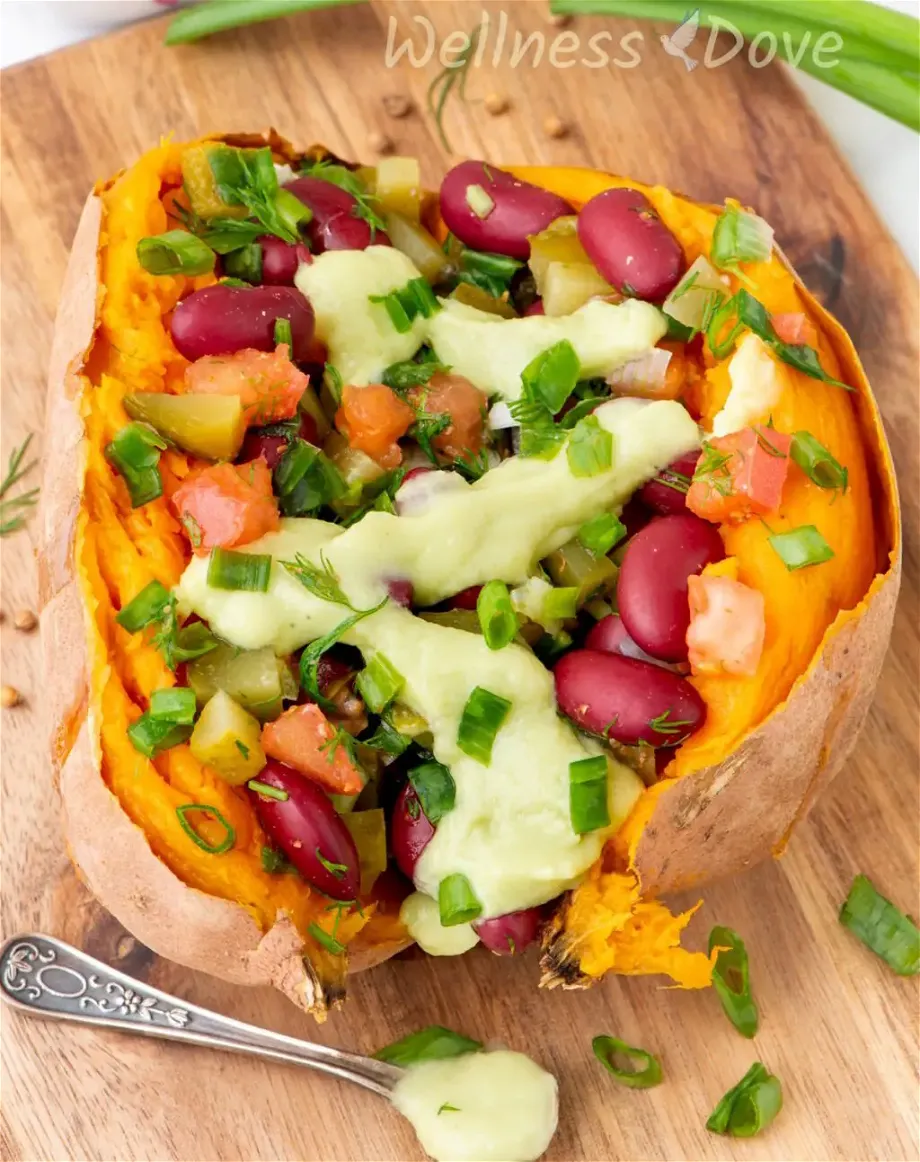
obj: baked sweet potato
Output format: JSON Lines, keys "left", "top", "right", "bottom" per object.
{"left": 39, "top": 133, "right": 899, "bottom": 1016}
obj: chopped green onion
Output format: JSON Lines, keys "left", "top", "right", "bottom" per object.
{"left": 308, "top": 920, "right": 346, "bottom": 956}
{"left": 768, "top": 525, "right": 834, "bottom": 571}
{"left": 839, "top": 874, "right": 919, "bottom": 976}
{"left": 170, "top": 621, "right": 220, "bottom": 664}
{"left": 274, "top": 187, "right": 312, "bottom": 235}
{"left": 567, "top": 415, "right": 613, "bottom": 478}
{"left": 465, "top": 183, "right": 494, "bottom": 219}
{"left": 105, "top": 422, "right": 167, "bottom": 508}
{"left": 260, "top": 845, "right": 294, "bottom": 874}
{"left": 369, "top": 277, "right": 441, "bottom": 334}
{"left": 521, "top": 340, "right": 580, "bottom": 415}
{"left": 207, "top": 547, "right": 272, "bottom": 592}
{"left": 128, "top": 714, "right": 192, "bottom": 758}
{"left": 790, "top": 431, "right": 849, "bottom": 493}
{"left": 711, "top": 207, "right": 774, "bottom": 271}
{"left": 542, "top": 586, "right": 579, "bottom": 622}
{"left": 457, "top": 247, "right": 522, "bottom": 299}
{"left": 273, "top": 317, "right": 293, "bottom": 349}
{"left": 578, "top": 512, "right": 626, "bottom": 557}
{"left": 136, "top": 230, "right": 215, "bottom": 277}
{"left": 776, "top": 341, "right": 850, "bottom": 388}
{"left": 247, "top": 779, "right": 289, "bottom": 802}
{"left": 175, "top": 803, "right": 236, "bottom": 855}
{"left": 408, "top": 758, "right": 456, "bottom": 823}
{"left": 373, "top": 1025, "right": 483, "bottom": 1066}
{"left": 706, "top": 1063, "right": 783, "bottom": 1138}
{"left": 274, "top": 439, "right": 347, "bottom": 515}
{"left": 362, "top": 719, "right": 412, "bottom": 756}
{"left": 663, "top": 255, "right": 727, "bottom": 333}
{"left": 457, "top": 686, "right": 511, "bottom": 765}
{"left": 592, "top": 1035, "right": 663, "bottom": 1089}
{"left": 438, "top": 873, "right": 483, "bottom": 927}
{"left": 148, "top": 687, "right": 197, "bottom": 726}
{"left": 355, "top": 653, "right": 404, "bottom": 713}
{"left": 569, "top": 755, "right": 610, "bottom": 835}
{"left": 115, "top": 580, "right": 172, "bottom": 633}
{"left": 709, "top": 926, "right": 759, "bottom": 1038}
{"left": 223, "top": 242, "right": 263, "bottom": 284}
{"left": 706, "top": 294, "right": 747, "bottom": 360}
{"left": 476, "top": 580, "right": 518, "bottom": 651}
{"left": 198, "top": 218, "right": 265, "bottom": 254}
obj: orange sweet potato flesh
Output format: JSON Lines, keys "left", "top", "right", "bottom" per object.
{"left": 503, "top": 168, "right": 899, "bottom": 985}
{"left": 39, "top": 139, "right": 898, "bottom": 1010}
{"left": 39, "top": 137, "right": 408, "bottom": 1017}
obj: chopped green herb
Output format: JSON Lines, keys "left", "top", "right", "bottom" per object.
{"left": 175, "top": 803, "right": 236, "bottom": 855}
{"left": 456, "top": 686, "right": 511, "bottom": 765}
{"left": 316, "top": 848, "right": 349, "bottom": 880}
{"left": 707, "top": 1063, "right": 783, "bottom": 1138}
{"left": 300, "top": 160, "right": 387, "bottom": 238}
{"left": 0, "top": 434, "right": 39, "bottom": 537}
{"left": 282, "top": 550, "right": 358, "bottom": 609}
{"left": 136, "top": 230, "right": 216, "bottom": 277}
{"left": 839, "top": 874, "right": 919, "bottom": 976}
{"left": 592, "top": 1035, "right": 663, "bottom": 1089}
{"left": 373, "top": 1025, "right": 483, "bottom": 1067}
{"left": 247, "top": 779, "right": 289, "bottom": 802}
{"left": 408, "top": 758, "right": 456, "bottom": 823}
{"left": 299, "top": 599, "right": 388, "bottom": 711}
{"left": 578, "top": 512, "right": 626, "bottom": 557}
{"left": 567, "top": 415, "right": 613, "bottom": 478}
{"left": 308, "top": 920, "right": 346, "bottom": 956}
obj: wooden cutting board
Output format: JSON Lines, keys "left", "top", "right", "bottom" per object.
{"left": 1, "top": 4, "right": 917, "bottom": 1160}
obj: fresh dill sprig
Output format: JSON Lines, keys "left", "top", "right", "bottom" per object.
{"left": 0, "top": 435, "right": 39, "bottom": 537}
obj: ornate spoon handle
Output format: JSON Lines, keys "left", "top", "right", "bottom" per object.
{"left": 0, "top": 933, "right": 401, "bottom": 1098}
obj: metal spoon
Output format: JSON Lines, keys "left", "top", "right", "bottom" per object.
{"left": 0, "top": 933, "right": 402, "bottom": 1097}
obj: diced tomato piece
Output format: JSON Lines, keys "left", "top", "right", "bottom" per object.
{"left": 171, "top": 459, "right": 279, "bottom": 554}
{"left": 185, "top": 344, "right": 308, "bottom": 428}
{"left": 770, "top": 312, "right": 819, "bottom": 348}
{"left": 686, "top": 425, "right": 792, "bottom": 524}
{"left": 261, "top": 703, "right": 364, "bottom": 795}
{"left": 407, "top": 373, "right": 488, "bottom": 463}
{"left": 336, "top": 383, "right": 416, "bottom": 470}
{"left": 687, "top": 574, "right": 765, "bottom": 676}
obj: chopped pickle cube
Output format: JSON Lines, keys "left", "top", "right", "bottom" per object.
{"left": 385, "top": 212, "right": 454, "bottom": 285}
{"left": 375, "top": 157, "right": 422, "bottom": 221}
{"left": 187, "top": 643, "right": 288, "bottom": 722}
{"left": 342, "top": 808, "right": 388, "bottom": 894}
{"left": 544, "top": 539, "right": 618, "bottom": 604}
{"left": 123, "top": 393, "right": 245, "bottom": 462}
{"left": 542, "top": 262, "right": 615, "bottom": 317}
{"left": 450, "top": 282, "right": 517, "bottom": 319}
{"left": 526, "top": 215, "right": 584, "bottom": 291}
{"left": 189, "top": 689, "right": 266, "bottom": 785}
{"left": 181, "top": 143, "right": 250, "bottom": 221}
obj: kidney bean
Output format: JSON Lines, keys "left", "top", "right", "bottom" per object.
{"left": 577, "top": 187, "right": 684, "bottom": 301}
{"left": 554, "top": 649, "right": 706, "bottom": 747}
{"left": 239, "top": 412, "right": 318, "bottom": 469}
{"left": 386, "top": 578, "right": 414, "bottom": 608}
{"left": 474, "top": 907, "right": 543, "bottom": 956}
{"left": 259, "top": 235, "right": 311, "bottom": 285}
{"left": 284, "top": 176, "right": 390, "bottom": 253}
{"left": 585, "top": 613, "right": 632, "bottom": 655}
{"left": 617, "top": 513, "right": 724, "bottom": 662}
{"left": 524, "top": 300, "right": 545, "bottom": 317}
{"left": 447, "top": 585, "right": 482, "bottom": 611}
{"left": 250, "top": 760, "right": 360, "bottom": 899}
{"left": 316, "top": 654, "right": 354, "bottom": 696}
{"left": 391, "top": 782, "right": 435, "bottom": 881}
{"left": 170, "top": 284, "right": 315, "bottom": 363}
{"left": 402, "top": 467, "right": 433, "bottom": 486}
{"left": 639, "top": 450, "right": 701, "bottom": 516}
{"left": 439, "top": 161, "right": 573, "bottom": 260}
{"left": 619, "top": 496, "right": 652, "bottom": 540}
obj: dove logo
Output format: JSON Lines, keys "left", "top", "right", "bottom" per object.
{"left": 660, "top": 8, "right": 700, "bottom": 72}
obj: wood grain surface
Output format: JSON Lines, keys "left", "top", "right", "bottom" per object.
{"left": 1, "top": 4, "right": 918, "bottom": 1160}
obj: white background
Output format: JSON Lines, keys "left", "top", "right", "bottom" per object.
{"left": 1, "top": 0, "right": 918, "bottom": 270}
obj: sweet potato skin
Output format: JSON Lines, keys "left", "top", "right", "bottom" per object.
{"left": 38, "top": 150, "right": 409, "bottom": 1018}
{"left": 41, "top": 138, "right": 898, "bottom": 1007}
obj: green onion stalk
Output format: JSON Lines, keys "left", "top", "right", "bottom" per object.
{"left": 551, "top": 0, "right": 920, "bottom": 131}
